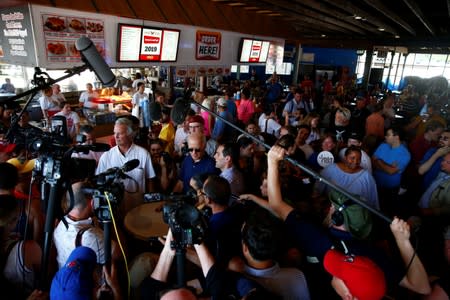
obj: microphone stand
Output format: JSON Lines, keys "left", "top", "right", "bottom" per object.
{"left": 190, "top": 100, "right": 392, "bottom": 224}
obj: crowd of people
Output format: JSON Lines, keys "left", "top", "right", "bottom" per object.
{"left": 0, "top": 70, "right": 449, "bottom": 300}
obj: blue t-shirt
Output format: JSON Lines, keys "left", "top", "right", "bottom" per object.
{"left": 420, "top": 147, "right": 442, "bottom": 191}
{"left": 179, "top": 154, "right": 219, "bottom": 193}
{"left": 373, "top": 143, "right": 411, "bottom": 188}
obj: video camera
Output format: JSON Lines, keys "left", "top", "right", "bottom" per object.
{"left": 87, "top": 159, "right": 140, "bottom": 221}
{"left": 146, "top": 192, "right": 209, "bottom": 249}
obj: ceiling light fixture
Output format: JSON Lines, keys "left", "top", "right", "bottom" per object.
{"left": 354, "top": 15, "right": 362, "bottom": 20}
{"left": 395, "top": 35, "right": 400, "bottom": 39}
{"left": 256, "top": 10, "right": 272, "bottom": 14}
{"left": 244, "top": 6, "right": 259, "bottom": 10}
{"left": 228, "top": 2, "right": 246, "bottom": 6}
{"left": 321, "top": 34, "right": 327, "bottom": 37}
{"left": 378, "top": 28, "right": 385, "bottom": 31}
{"left": 268, "top": 13, "right": 282, "bottom": 17}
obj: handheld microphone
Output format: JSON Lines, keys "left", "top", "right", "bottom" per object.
{"left": 76, "top": 36, "right": 116, "bottom": 87}
{"left": 96, "top": 159, "right": 140, "bottom": 177}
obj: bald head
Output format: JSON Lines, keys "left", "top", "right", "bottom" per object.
{"left": 161, "top": 288, "right": 196, "bottom": 300}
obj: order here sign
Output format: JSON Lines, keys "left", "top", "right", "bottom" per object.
{"left": 196, "top": 30, "right": 221, "bottom": 60}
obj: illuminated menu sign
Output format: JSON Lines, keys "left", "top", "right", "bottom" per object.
{"left": 117, "top": 23, "right": 180, "bottom": 62}
{"left": 0, "top": 6, "right": 37, "bottom": 66}
{"left": 239, "top": 38, "right": 270, "bottom": 63}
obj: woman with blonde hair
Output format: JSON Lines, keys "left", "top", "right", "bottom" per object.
{"left": 302, "top": 112, "right": 321, "bottom": 144}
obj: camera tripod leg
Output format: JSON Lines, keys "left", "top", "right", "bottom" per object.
{"left": 175, "top": 248, "right": 186, "bottom": 288}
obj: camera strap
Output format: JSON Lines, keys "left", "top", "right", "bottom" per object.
{"left": 75, "top": 226, "right": 92, "bottom": 247}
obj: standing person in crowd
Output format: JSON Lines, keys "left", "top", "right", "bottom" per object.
{"left": 54, "top": 101, "right": 80, "bottom": 142}
{"left": 53, "top": 182, "right": 119, "bottom": 270}
{"left": 303, "top": 112, "right": 321, "bottom": 145}
{"left": 372, "top": 127, "right": 411, "bottom": 216}
{"left": 214, "top": 142, "right": 245, "bottom": 198}
{"left": 0, "top": 78, "right": 15, "bottom": 93}
{"left": 158, "top": 106, "right": 175, "bottom": 155}
{"left": 237, "top": 88, "right": 255, "bottom": 126}
{"left": 78, "top": 83, "right": 99, "bottom": 111}
{"left": 365, "top": 102, "right": 385, "bottom": 141}
{"left": 173, "top": 110, "right": 195, "bottom": 157}
{"left": 339, "top": 131, "right": 372, "bottom": 173}
{"left": 283, "top": 88, "right": 313, "bottom": 126}
{"left": 148, "top": 138, "right": 177, "bottom": 193}
{"left": 211, "top": 97, "right": 234, "bottom": 143}
{"left": 264, "top": 72, "right": 283, "bottom": 105}
{"left": 131, "top": 82, "right": 150, "bottom": 129}
{"left": 96, "top": 117, "right": 156, "bottom": 213}
{"left": 418, "top": 129, "right": 450, "bottom": 190}
{"left": 173, "top": 132, "right": 218, "bottom": 193}
{"left": 200, "top": 97, "right": 214, "bottom": 138}
{"left": 51, "top": 84, "right": 66, "bottom": 103}
{"left": 350, "top": 96, "right": 370, "bottom": 138}
{"left": 39, "top": 86, "right": 60, "bottom": 119}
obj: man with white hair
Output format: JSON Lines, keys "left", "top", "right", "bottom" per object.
{"left": 96, "top": 117, "right": 155, "bottom": 213}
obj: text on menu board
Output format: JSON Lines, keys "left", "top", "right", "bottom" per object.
{"left": 0, "top": 6, "right": 37, "bottom": 66}
{"left": 117, "top": 23, "right": 180, "bottom": 62}
{"left": 196, "top": 31, "right": 221, "bottom": 60}
{"left": 239, "top": 38, "right": 270, "bottom": 63}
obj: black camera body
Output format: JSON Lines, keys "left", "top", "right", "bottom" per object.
{"left": 89, "top": 174, "right": 125, "bottom": 222}
{"left": 181, "top": 142, "right": 189, "bottom": 156}
{"left": 162, "top": 197, "right": 208, "bottom": 249}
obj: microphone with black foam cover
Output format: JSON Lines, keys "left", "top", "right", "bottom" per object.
{"left": 149, "top": 101, "right": 162, "bottom": 122}
{"left": 170, "top": 97, "right": 190, "bottom": 125}
{"left": 96, "top": 159, "right": 140, "bottom": 178}
{"left": 76, "top": 36, "right": 116, "bottom": 87}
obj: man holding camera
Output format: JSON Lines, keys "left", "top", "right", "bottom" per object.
{"left": 53, "top": 182, "right": 119, "bottom": 269}
{"left": 96, "top": 117, "right": 156, "bottom": 213}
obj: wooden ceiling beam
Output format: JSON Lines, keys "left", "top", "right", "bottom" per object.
{"left": 361, "top": 0, "right": 416, "bottom": 35}
{"left": 292, "top": 0, "right": 382, "bottom": 35}
{"left": 128, "top": 0, "right": 167, "bottom": 23}
{"left": 320, "top": 0, "right": 400, "bottom": 36}
{"left": 401, "top": 0, "right": 435, "bottom": 35}
{"left": 255, "top": 0, "right": 368, "bottom": 35}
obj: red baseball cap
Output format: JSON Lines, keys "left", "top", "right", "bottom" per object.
{"left": 324, "top": 249, "right": 386, "bottom": 300}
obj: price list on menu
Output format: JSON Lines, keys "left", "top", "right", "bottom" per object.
{"left": 118, "top": 24, "right": 141, "bottom": 61}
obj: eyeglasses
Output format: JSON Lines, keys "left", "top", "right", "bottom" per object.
{"left": 188, "top": 148, "right": 202, "bottom": 153}
{"left": 189, "top": 125, "right": 201, "bottom": 129}
{"left": 439, "top": 136, "right": 449, "bottom": 141}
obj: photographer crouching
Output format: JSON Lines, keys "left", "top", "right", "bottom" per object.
{"left": 148, "top": 138, "right": 178, "bottom": 193}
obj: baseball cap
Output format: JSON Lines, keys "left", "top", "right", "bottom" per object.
{"left": 50, "top": 246, "right": 97, "bottom": 300}
{"left": 7, "top": 158, "right": 35, "bottom": 174}
{"left": 329, "top": 190, "right": 373, "bottom": 239}
{"left": 188, "top": 115, "right": 204, "bottom": 126}
{"left": 217, "top": 97, "right": 227, "bottom": 107}
{"left": 0, "top": 143, "right": 16, "bottom": 153}
{"left": 324, "top": 249, "right": 386, "bottom": 300}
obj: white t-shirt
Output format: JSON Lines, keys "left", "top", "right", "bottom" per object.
{"left": 39, "top": 95, "right": 60, "bottom": 111}
{"left": 54, "top": 110, "right": 80, "bottom": 139}
{"left": 53, "top": 217, "right": 105, "bottom": 268}
{"left": 96, "top": 144, "right": 156, "bottom": 212}
{"left": 258, "top": 113, "right": 281, "bottom": 138}
{"left": 79, "top": 90, "right": 99, "bottom": 108}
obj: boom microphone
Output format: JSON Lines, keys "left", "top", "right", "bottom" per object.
{"left": 76, "top": 36, "right": 116, "bottom": 87}
{"left": 149, "top": 101, "right": 162, "bottom": 122}
{"left": 170, "top": 97, "right": 190, "bottom": 125}
{"left": 73, "top": 143, "right": 111, "bottom": 154}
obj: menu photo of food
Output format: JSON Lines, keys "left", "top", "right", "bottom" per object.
{"left": 68, "top": 17, "right": 86, "bottom": 32}
{"left": 86, "top": 19, "right": 104, "bottom": 33}
{"left": 188, "top": 68, "right": 197, "bottom": 77}
{"left": 94, "top": 42, "right": 106, "bottom": 58}
{"left": 198, "top": 67, "right": 207, "bottom": 76}
{"left": 207, "top": 67, "right": 215, "bottom": 75}
{"left": 67, "top": 42, "right": 80, "bottom": 57}
{"left": 47, "top": 41, "right": 67, "bottom": 56}
{"left": 216, "top": 67, "right": 223, "bottom": 74}
{"left": 176, "top": 67, "right": 188, "bottom": 77}
{"left": 43, "top": 15, "right": 66, "bottom": 32}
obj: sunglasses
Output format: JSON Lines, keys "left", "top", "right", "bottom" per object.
{"left": 188, "top": 148, "right": 202, "bottom": 153}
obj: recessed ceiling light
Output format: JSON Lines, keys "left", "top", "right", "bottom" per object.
{"left": 378, "top": 28, "right": 385, "bottom": 31}
{"left": 244, "top": 6, "right": 259, "bottom": 10}
{"left": 256, "top": 10, "right": 272, "bottom": 13}
{"left": 395, "top": 35, "right": 400, "bottom": 38}
{"left": 354, "top": 15, "right": 362, "bottom": 20}
{"left": 228, "top": 2, "right": 245, "bottom": 6}
{"left": 321, "top": 34, "right": 327, "bottom": 37}
{"left": 268, "top": 13, "right": 282, "bottom": 17}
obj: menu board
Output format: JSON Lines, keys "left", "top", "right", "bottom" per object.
{"left": 0, "top": 6, "right": 37, "bottom": 66}
{"left": 41, "top": 13, "right": 105, "bottom": 63}
{"left": 117, "top": 23, "right": 180, "bottom": 62}
{"left": 239, "top": 38, "right": 270, "bottom": 63}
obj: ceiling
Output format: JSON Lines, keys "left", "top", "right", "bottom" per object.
{"left": 3, "top": 0, "right": 450, "bottom": 52}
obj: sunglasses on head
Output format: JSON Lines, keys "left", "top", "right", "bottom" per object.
{"left": 188, "top": 148, "right": 202, "bottom": 153}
